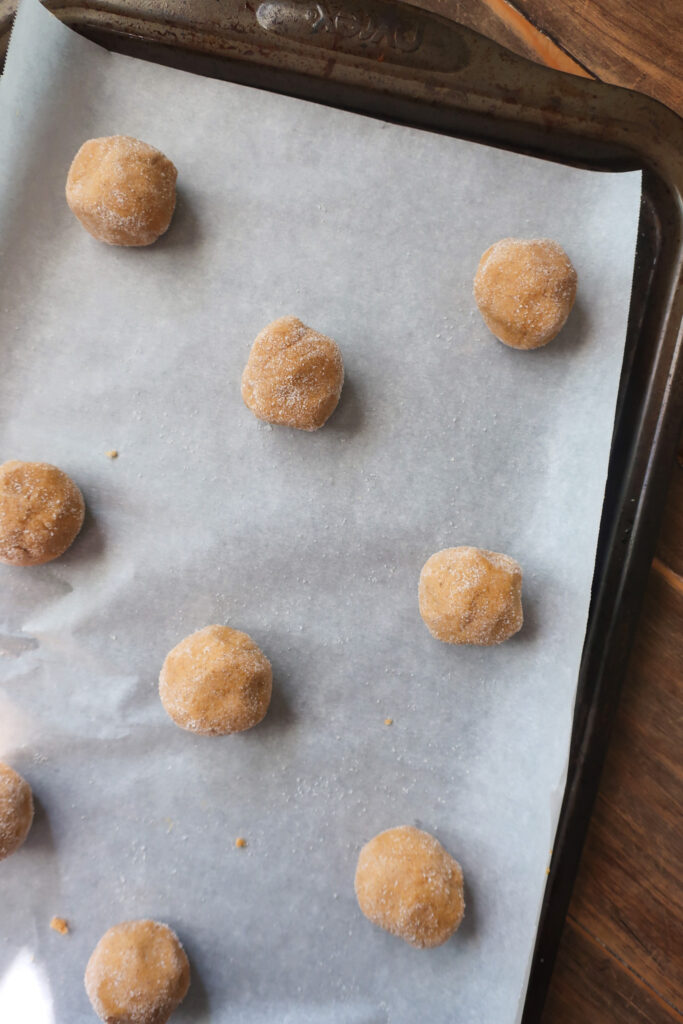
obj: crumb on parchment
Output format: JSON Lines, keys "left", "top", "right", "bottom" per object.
{"left": 384, "top": 718, "right": 393, "bottom": 726}
{"left": 235, "top": 837, "right": 247, "bottom": 849}
{"left": 106, "top": 449, "right": 118, "bottom": 459}
{"left": 50, "top": 917, "right": 69, "bottom": 935}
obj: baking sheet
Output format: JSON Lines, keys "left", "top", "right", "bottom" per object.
{"left": 0, "top": 2, "right": 641, "bottom": 1021}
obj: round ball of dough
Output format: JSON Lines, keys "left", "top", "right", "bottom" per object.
{"left": 419, "top": 546, "right": 523, "bottom": 645}
{"left": 66, "top": 135, "right": 177, "bottom": 246}
{"left": 0, "top": 460, "right": 85, "bottom": 567}
{"left": 241, "top": 316, "right": 344, "bottom": 431}
{"left": 355, "top": 825, "right": 465, "bottom": 949}
{"left": 159, "top": 625, "right": 272, "bottom": 735}
{"left": 0, "top": 763, "right": 34, "bottom": 861}
{"left": 473, "top": 237, "right": 577, "bottom": 349}
{"left": 85, "top": 919, "right": 190, "bottom": 1024}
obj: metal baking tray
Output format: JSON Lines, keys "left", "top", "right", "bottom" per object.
{"left": 1, "top": 1, "right": 682, "bottom": 1018}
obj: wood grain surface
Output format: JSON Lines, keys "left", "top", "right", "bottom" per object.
{"left": 416, "top": 0, "right": 683, "bottom": 114}
{"left": 506, "top": 0, "right": 683, "bottom": 115}
{"left": 543, "top": 456, "right": 683, "bottom": 1022}
{"left": 409, "top": 2, "right": 683, "bottom": 1020}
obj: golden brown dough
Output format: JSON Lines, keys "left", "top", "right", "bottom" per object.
{"left": 473, "top": 238, "right": 577, "bottom": 349}
{"left": 0, "top": 763, "right": 34, "bottom": 860}
{"left": 84, "top": 919, "right": 190, "bottom": 1024}
{"left": 66, "top": 136, "right": 177, "bottom": 246}
{"left": 355, "top": 826, "right": 465, "bottom": 949}
{"left": 419, "top": 546, "right": 523, "bottom": 645}
{"left": 159, "top": 625, "right": 272, "bottom": 735}
{"left": 0, "top": 460, "right": 85, "bottom": 566}
{"left": 241, "top": 316, "right": 344, "bottom": 430}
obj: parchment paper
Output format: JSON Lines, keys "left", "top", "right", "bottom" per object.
{"left": 0, "top": 2, "right": 641, "bottom": 1021}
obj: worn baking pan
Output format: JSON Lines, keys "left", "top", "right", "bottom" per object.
{"left": 1, "top": 1, "right": 682, "bottom": 1018}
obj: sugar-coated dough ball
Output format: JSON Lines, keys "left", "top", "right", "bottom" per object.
{"left": 159, "top": 625, "right": 272, "bottom": 735}
{"left": 419, "top": 546, "right": 523, "bottom": 645}
{"left": 0, "top": 763, "right": 34, "bottom": 860}
{"left": 241, "top": 316, "right": 344, "bottom": 430}
{"left": 355, "top": 826, "right": 465, "bottom": 949}
{"left": 85, "top": 919, "right": 190, "bottom": 1024}
{"left": 66, "top": 136, "right": 177, "bottom": 246}
{"left": 0, "top": 461, "right": 85, "bottom": 566}
{"left": 474, "top": 238, "right": 577, "bottom": 349}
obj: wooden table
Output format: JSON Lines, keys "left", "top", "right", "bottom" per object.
{"left": 410, "top": 2, "right": 683, "bottom": 1019}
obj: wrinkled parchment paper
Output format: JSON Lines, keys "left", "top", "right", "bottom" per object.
{"left": 0, "top": 2, "right": 641, "bottom": 1020}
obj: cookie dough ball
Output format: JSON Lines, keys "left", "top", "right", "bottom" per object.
{"left": 85, "top": 919, "right": 190, "bottom": 1024}
{"left": 474, "top": 238, "right": 577, "bottom": 349}
{"left": 419, "top": 546, "right": 523, "bottom": 645}
{"left": 159, "top": 625, "right": 272, "bottom": 735}
{"left": 0, "top": 763, "right": 34, "bottom": 860}
{"left": 66, "top": 135, "right": 177, "bottom": 246}
{"left": 241, "top": 316, "right": 344, "bottom": 430}
{"left": 0, "top": 461, "right": 85, "bottom": 567}
{"left": 355, "top": 826, "right": 465, "bottom": 949}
